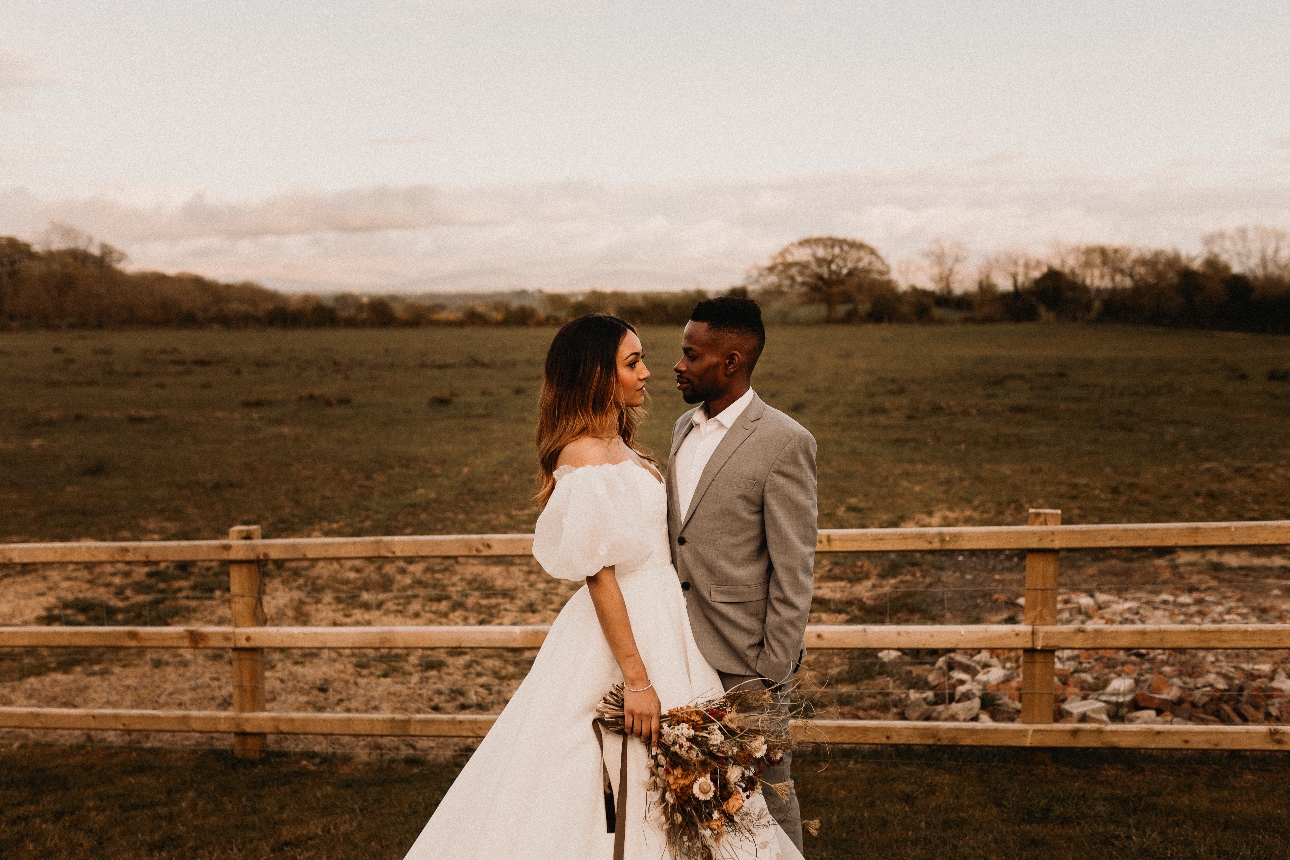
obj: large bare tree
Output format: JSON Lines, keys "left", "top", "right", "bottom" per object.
{"left": 921, "top": 239, "right": 968, "bottom": 297}
{"left": 982, "top": 251, "right": 1046, "bottom": 292}
{"left": 1203, "top": 226, "right": 1290, "bottom": 280}
{"left": 746, "top": 236, "right": 894, "bottom": 322}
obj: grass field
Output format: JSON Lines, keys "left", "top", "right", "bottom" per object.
{"left": 4, "top": 323, "right": 1290, "bottom": 857}
{"left": 3, "top": 324, "right": 1289, "bottom": 542}
{"left": 6, "top": 743, "right": 1290, "bottom": 860}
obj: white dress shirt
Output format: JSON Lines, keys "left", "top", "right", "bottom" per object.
{"left": 673, "top": 387, "right": 756, "bottom": 518}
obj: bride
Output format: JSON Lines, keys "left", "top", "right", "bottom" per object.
{"left": 403, "top": 314, "right": 804, "bottom": 860}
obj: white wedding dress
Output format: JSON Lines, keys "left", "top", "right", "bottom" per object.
{"left": 404, "top": 460, "right": 804, "bottom": 860}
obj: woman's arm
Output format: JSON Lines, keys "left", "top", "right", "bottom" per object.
{"left": 587, "top": 566, "right": 661, "bottom": 747}
{"left": 553, "top": 438, "right": 659, "bottom": 744}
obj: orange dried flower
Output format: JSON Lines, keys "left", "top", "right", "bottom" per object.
{"left": 666, "top": 770, "right": 697, "bottom": 792}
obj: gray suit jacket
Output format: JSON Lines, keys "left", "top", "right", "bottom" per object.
{"left": 667, "top": 392, "right": 817, "bottom": 684}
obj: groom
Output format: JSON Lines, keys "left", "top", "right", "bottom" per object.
{"left": 666, "top": 296, "right": 817, "bottom": 851}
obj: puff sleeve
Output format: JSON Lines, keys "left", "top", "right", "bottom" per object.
{"left": 532, "top": 464, "right": 652, "bottom": 581}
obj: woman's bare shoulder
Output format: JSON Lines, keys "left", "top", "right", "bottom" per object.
{"left": 555, "top": 437, "right": 615, "bottom": 470}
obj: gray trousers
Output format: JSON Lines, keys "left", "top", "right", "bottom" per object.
{"left": 717, "top": 670, "right": 803, "bottom": 853}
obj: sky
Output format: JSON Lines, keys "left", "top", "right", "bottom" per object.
{"left": 2, "top": 1, "right": 1289, "bottom": 294}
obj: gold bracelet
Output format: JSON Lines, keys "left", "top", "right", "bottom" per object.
{"left": 624, "top": 681, "right": 653, "bottom": 693}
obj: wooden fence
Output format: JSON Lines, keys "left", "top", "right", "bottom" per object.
{"left": 3, "top": 511, "right": 1290, "bottom": 758}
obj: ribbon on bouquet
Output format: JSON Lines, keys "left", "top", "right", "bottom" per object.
{"left": 592, "top": 718, "right": 629, "bottom": 860}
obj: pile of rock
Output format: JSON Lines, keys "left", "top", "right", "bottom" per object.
{"left": 891, "top": 587, "right": 1290, "bottom": 724}
{"left": 902, "top": 651, "right": 1022, "bottom": 723}
{"left": 1054, "top": 660, "right": 1290, "bottom": 726}
{"left": 897, "top": 648, "right": 1290, "bottom": 725}
{"left": 1054, "top": 589, "right": 1287, "bottom": 627}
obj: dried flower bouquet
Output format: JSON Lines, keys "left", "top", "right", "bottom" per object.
{"left": 596, "top": 684, "right": 818, "bottom": 860}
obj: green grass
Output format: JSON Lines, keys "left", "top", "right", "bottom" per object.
{"left": 6, "top": 743, "right": 1290, "bottom": 859}
{"left": 2, "top": 324, "right": 1288, "bottom": 542}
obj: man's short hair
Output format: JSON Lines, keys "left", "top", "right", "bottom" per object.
{"left": 690, "top": 296, "right": 766, "bottom": 370}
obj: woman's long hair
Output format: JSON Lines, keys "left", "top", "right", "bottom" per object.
{"left": 536, "top": 313, "right": 653, "bottom": 506}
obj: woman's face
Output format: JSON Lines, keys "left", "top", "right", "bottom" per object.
{"left": 615, "top": 330, "right": 650, "bottom": 408}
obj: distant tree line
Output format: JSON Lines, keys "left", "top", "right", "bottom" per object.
{"left": 0, "top": 234, "right": 712, "bottom": 329}
{"left": 0, "top": 236, "right": 286, "bottom": 328}
{"left": 740, "top": 228, "right": 1290, "bottom": 333}
{"left": 954, "top": 229, "right": 1290, "bottom": 333}
{"left": 2, "top": 226, "right": 1288, "bottom": 333}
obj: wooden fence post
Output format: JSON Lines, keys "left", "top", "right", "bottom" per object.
{"left": 1021, "top": 509, "right": 1061, "bottom": 723}
{"left": 229, "top": 525, "right": 266, "bottom": 759}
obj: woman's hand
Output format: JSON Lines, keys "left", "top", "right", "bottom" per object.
{"left": 622, "top": 685, "right": 661, "bottom": 748}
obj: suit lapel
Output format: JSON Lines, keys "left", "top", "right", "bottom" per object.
{"left": 670, "top": 407, "right": 699, "bottom": 461}
{"left": 668, "top": 407, "right": 700, "bottom": 527}
{"left": 681, "top": 394, "right": 765, "bottom": 527}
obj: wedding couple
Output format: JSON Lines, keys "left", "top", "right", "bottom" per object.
{"left": 404, "top": 297, "right": 818, "bottom": 860}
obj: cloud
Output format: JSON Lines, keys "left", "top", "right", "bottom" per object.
{"left": 408, "top": 0, "right": 605, "bottom": 17}
{"left": 3, "top": 156, "right": 1288, "bottom": 294}
{"left": 927, "top": 131, "right": 1012, "bottom": 154}
{"left": 0, "top": 50, "right": 67, "bottom": 99}
{"left": 0, "top": 185, "right": 499, "bottom": 242}
{"left": 359, "top": 133, "right": 442, "bottom": 147}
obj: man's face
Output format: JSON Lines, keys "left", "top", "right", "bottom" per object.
{"left": 674, "top": 321, "right": 729, "bottom": 406}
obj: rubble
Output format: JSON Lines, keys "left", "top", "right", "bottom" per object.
{"left": 878, "top": 585, "right": 1290, "bottom": 725}
{"left": 904, "top": 691, "right": 933, "bottom": 721}
{"left": 1099, "top": 676, "right": 1136, "bottom": 708}
{"left": 1061, "top": 699, "right": 1109, "bottom": 723}
{"left": 977, "top": 667, "right": 1008, "bottom": 687}
{"left": 1133, "top": 674, "right": 1185, "bottom": 710}
{"left": 945, "top": 697, "right": 981, "bottom": 722}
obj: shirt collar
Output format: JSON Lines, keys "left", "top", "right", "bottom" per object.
{"left": 693, "top": 387, "right": 755, "bottom": 431}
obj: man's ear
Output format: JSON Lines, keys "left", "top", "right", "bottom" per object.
{"left": 723, "top": 350, "right": 742, "bottom": 376}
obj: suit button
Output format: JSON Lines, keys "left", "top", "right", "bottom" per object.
{"left": 681, "top": 582, "right": 691, "bottom": 591}
{"left": 677, "top": 536, "right": 687, "bottom": 545}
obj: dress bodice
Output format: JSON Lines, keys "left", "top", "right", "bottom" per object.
{"left": 534, "top": 461, "right": 672, "bottom": 581}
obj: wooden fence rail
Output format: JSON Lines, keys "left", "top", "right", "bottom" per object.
{"left": 3, "top": 512, "right": 1289, "bottom": 757}
{"left": 7, "top": 623, "right": 1290, "bottom": 652}
{"left": 3, "top": 520, "right": 1289, "bottom": 565}
{"left": 2, "top": 707, "right": 1289, "bottom": 751}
